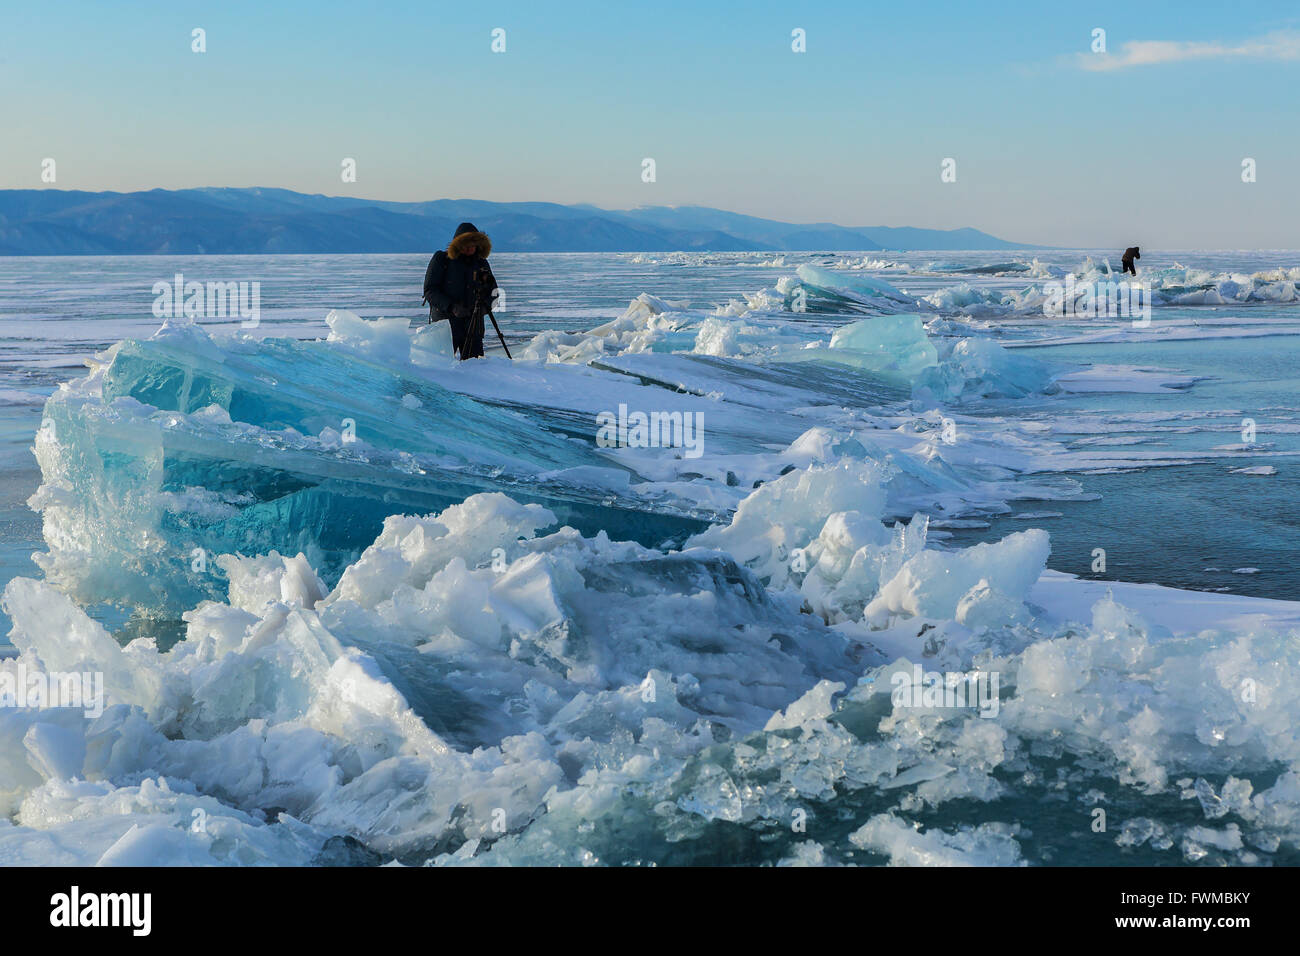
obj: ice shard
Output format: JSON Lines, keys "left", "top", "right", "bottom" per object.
{"left": 30, "top": 320, "right": 712, "bottom": 616}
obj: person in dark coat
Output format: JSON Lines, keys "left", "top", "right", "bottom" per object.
{"left": 423, "top": 222, "right": 497, "bottom": 359}
{"left": 1121, "top": 246, "right": 1140, "bottom": 276}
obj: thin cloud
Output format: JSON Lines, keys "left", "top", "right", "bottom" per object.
{"left": 1079, "top": 29, "right": 1300, "bottom": 71}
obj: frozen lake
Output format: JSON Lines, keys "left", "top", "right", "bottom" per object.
{"left": 2, "top": 248, "right": 1299, "bottom": 866}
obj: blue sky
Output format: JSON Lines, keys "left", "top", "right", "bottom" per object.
{"left": 3, "top": 0, "right": 1298, "bottom": 247}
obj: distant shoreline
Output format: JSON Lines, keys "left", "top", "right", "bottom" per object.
{"left": 0, "top": 186, "right": 1036, "bottom": 256}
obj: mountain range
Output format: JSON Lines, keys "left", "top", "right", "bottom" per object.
{"left": 0, "top": 187, "right": 1032, "bottom": 255}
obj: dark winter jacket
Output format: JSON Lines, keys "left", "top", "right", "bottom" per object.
{"left": 423, "top": 222, "right": 497, "bottom": 323}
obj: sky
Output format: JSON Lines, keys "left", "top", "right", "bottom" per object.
{"left": 2, "top": 0, "right": 1298, "bottom": 247}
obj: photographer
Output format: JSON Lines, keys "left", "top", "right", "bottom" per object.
{"left": 422, "top": 221, "right": 497, "bottom": 359}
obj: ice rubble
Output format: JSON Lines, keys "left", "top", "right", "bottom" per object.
{"left": 783, "top": 257, "right": 1300, "bottom": 318}
{"left": 823, "top": 316, "right": 1062, "bottom": 402}
{"left": 6, "top": 445, "right": 1300, "bottom": 866}
{"left": 942, "top": 260, "right": 1300, "bottom": 316}
{"left": 12, "top": 292, "right": 1300, "bottom": 866}
{"left": 28, "top": 299, "right": 1079, "bottom": 622}
{"left": 795, "top": 264, "right": 916, "bottom": 308}
{"left": 681, "top": 437, "right": 1050, "bottom": 633}
{"left": 28, "top": 314, "right": 716, "bottom": 617}
{"left": 534, "top": 290, "right": 1066, "bottom": 405}
{"left": 622, "top": 251, "right": 787, "bottom": 269}
{"left": 0, "top": 488, "right": 864, "bottom": 864}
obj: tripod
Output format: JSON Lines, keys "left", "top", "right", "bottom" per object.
{"left": 470, "top": 266, "right": 512, "bottom": 359}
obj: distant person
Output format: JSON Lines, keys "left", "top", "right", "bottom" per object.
{"left": 423, "top": 222, "right": 497, "bottom": 360}
{"left": 1121, "top": 246, "right": 1140, "bottom": 276}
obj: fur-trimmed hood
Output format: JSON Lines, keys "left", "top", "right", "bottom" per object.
{"left": 448, "top": 226, "right": 491, "bottom": 259}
